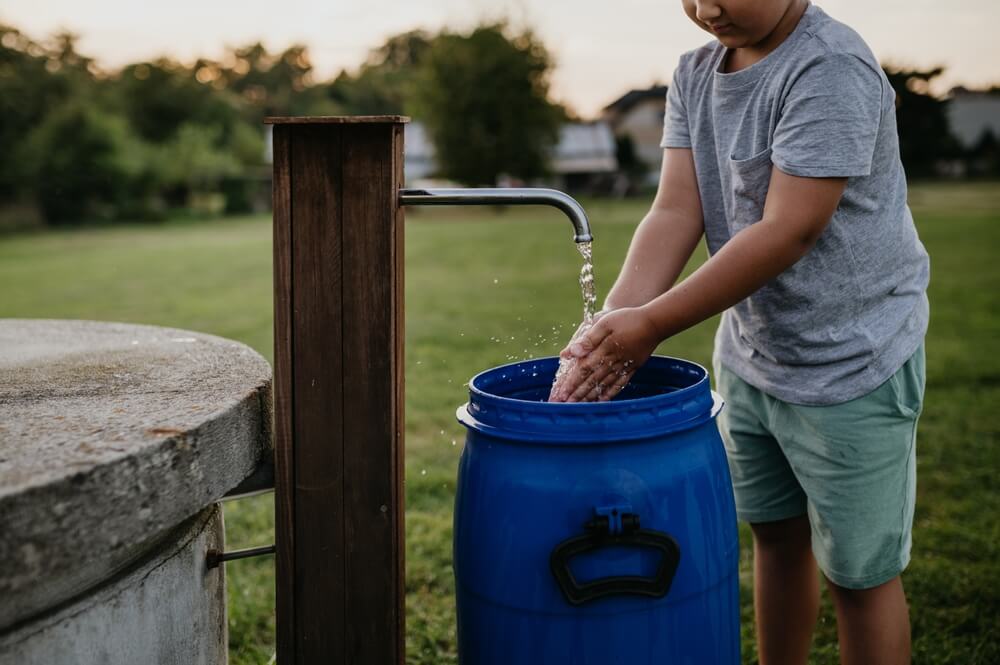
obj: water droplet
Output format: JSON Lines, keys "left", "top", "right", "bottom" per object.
{"left": 421, "top": 469, "right": 427, "bottom": 476}
{"left": 493, "top": 278, "right": 499, "bottom": 284}
{"left": 451, "top": 439, "right": 457, "bottom": 446}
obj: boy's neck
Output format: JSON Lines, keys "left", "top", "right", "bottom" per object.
{"left": 722, "top": 0, "right": 810, "bottom": 73}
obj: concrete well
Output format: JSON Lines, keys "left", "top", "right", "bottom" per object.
{"left": 0, "top": 320, "right": 273, "bottom": 664}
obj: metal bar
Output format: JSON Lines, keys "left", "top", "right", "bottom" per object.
{"left": 399, "top": 188, "right": 593, "bottom": 243}
{"left": 206, "top": 544, "right": 277, "bottom": 568}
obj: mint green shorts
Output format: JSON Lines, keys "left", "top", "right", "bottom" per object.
{"left": 714, "top": 345, "right": 925, "bottom": 589}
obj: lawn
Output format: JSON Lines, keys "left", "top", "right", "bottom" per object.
{"left": 1, "top": 182, "right": 997, "bottom": 664}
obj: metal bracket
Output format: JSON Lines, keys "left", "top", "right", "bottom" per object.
{"left": 206, "top": 544, "right": 276, "bottom": 569}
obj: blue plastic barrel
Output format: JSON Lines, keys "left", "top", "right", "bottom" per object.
{"left": 454, "top": 355, "right": 740, "bottom": 665}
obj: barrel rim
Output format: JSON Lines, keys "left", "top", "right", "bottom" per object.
{"left": 457, "top": 355, "right": 722, "bottom": 443}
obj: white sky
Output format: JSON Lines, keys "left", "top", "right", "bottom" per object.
{"left": 2, "top": 0, "right": 998, "bottom": 117}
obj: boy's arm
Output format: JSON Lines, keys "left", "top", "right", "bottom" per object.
{"left": 551, "top": 167, "right": 848, "bottom": 402}
{"left": 602, "top": 148, "right": 706, "bottom": 309}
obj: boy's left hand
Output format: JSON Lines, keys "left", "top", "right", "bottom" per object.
{"left": 550, "top": 307, "right": 661, "bottom": 402}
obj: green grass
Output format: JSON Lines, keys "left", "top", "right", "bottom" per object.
{"left": 1, "top": 181, "right": 997, "bottom": 664}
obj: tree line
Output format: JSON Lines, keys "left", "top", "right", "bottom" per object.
{"left": 0, "top": 22, "right": 986, "bottom": 228}
{"left": 0, "top": 23, "right": 564, "bottom": 226}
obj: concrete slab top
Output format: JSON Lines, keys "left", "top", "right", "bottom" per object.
{"left": 0, "top": 319, "right": 273, "bottom": 630}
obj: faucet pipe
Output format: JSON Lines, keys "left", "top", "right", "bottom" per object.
{"left": 399, "top": 188, "right": 593, "bottom": 243}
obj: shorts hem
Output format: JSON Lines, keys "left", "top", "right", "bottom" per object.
{"left": 736, "top": 505, "right": 807, "bottom": 525}
{"left": 818, "top": 553, "right": 910, "bottom": 590}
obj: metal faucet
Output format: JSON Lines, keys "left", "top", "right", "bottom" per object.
{"left": 399, "top": 188, "right": 593, "bottom": 243}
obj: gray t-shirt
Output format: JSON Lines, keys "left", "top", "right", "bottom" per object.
{"left": 660, "top": 2, "right": 929, "bottom": 405}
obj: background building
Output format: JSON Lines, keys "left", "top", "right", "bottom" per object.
{"left": 403, "top": 121, "right": 618, "bottom": 192}
{"left": 601, "top": 86, "right": 668, "bottom": 186}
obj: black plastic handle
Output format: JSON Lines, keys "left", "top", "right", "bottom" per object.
{"left": 549, "top": 514, "right": 681, "bottom": 606}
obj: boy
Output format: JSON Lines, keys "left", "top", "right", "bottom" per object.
{"left": 549, "top": 1, "right": 929, "bottom": 663}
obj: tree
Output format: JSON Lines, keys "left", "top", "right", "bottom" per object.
{"left": 215, "top": 42, "right": 339, "bottom": 123}
{"left": 882, "top": 65, "right": 961, "bottom": 178}
{"left": 21, "top": 101, "right": 150, "bottom": 224}
{"left": 325, "top": 30, "right": 432, "bottom": 115}
{"left": 153, "top": 124, "right": 243, "bottom": 205}
{"left": 412, "top": 24, "right": 564, "bottom": 186}
{"left": 109, "top": 58, "right": 244, "bottom": 144}
{"left": 0, "top": 26, "right": 97, "bottom": 201}
{"left": 968, "top": 129, "right": 1000, "bottom": 177}
{"left": 615, "top": 135, "right": 646, "bottom": 177}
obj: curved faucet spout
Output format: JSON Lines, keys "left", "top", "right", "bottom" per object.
{"left": 399, "top": 188, "right": 593, "bottom": 243}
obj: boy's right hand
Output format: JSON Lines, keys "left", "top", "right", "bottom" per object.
{"left": 547, "top": 309, "right": 609, "bottom": 402}
{"left": 549, "top": 306, "right": 661, "bottom": 403}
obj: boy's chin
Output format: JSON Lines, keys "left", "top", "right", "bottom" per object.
{"left": 714, "top": 34, "right": 753, "bottom": 49}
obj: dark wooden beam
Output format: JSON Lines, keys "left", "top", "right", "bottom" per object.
{"left": 270, "top": 116, "right": 408, "bottom": 664}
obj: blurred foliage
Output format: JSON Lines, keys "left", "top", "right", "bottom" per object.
{"left": 111, "top": 60, "right": 240, "bottom": 144}
{"left": 0, "top": 27, "right": 96, "bottom": 200}
{"left": 883, "top": 65, "right": 964, "bottom": 178}
{"left": 412, "top": 23, "right": 564, "bottom": 186}
{"left": 0, "top": 21, "right": 564, "bottom": 225}
{"left": 213, "top": 42, "right": 341, "bottom": 123}
{"left": 19, "top": 100, "right": 152, "bottom": 224}
{"left": 325, "top": 30, "right": 433, "bottom": 115}
{"left": 0, "top": 24, "right": 275, "bottom": 223}
{"left": 965, "top": 129, "right": 1000, "bottom": 178}
{"left": 615, "top": 134, "right": 647, "bottom": 177}
{"left": 1, "top": 21, "right": 994, "bottom": 227}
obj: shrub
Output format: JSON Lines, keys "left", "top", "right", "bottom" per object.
{"left": 21, "top": 102, "right": 152, "bottom": 224}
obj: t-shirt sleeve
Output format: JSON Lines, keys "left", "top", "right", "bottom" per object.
{"left": 660, "top": 63, "right": 691, "bottom": 148}
{"left": 771, "top": 53, "right": 883, "bottom": 178}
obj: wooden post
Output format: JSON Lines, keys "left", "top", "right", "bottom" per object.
{"left": 268, "top": 116, "right": 408, "bottom": 664}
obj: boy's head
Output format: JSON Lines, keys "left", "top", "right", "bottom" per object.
{"left": 681, "top": 0, "right": 807, "bottom": 49}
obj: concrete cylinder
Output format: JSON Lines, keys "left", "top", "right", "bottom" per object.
{"left": 0, "top": 320, "right": 273, "bottom": 665}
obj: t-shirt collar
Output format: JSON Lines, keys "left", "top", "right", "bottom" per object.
{"left": 713, "top": 1, "right": 818, "bottom": 91}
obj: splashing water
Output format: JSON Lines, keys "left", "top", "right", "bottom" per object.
{"left": 577, "top": 241, "right": 597, "bottom": 325}
{"left": 549, "top": 241, "right": 597, "bottom": 400}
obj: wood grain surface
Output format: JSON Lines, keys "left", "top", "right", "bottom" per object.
{"left": 272, "top": 119, "right": 406, "bottom": 664}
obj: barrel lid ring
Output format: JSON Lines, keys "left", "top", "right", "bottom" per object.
{"left": 457, "top": 356, "right": 721, "bottom": 444}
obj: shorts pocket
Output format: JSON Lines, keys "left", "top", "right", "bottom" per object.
{"left": 887, "top": 346, "right": 926, "bottom": 418}
{"left": 727, "top": 147, "right": 773, "bottom": 229}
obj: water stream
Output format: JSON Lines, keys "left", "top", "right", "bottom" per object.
{"left": 577, "top": 241, "right": 597, "bottom": 325}
{"left": 549, "top": 241, "right": 597, "bottom": 400}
